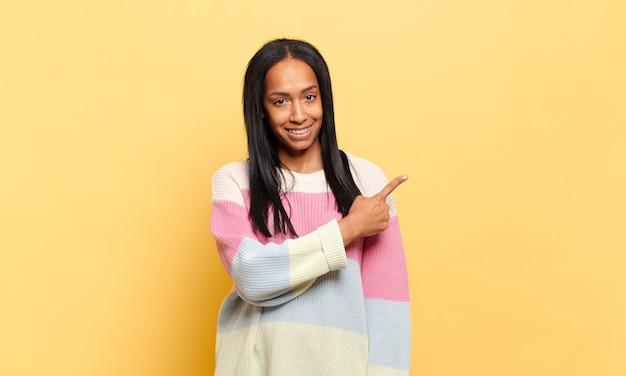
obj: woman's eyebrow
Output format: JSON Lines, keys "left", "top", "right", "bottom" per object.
{"left": 267, "top": 85, "right": 318, "bottom": 97}
{"left": 300, "top": 84, "right": 318, "bottom": 93}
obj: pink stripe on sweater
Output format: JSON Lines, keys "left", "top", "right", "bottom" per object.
{"left": 361, "top": 217, "right": 410, "bottom": 301}
{"left": 211, "top": 200, "right": 258, "bottom": 274}
{"left": 255, "top": 191, "right": 367, "bottom": 263}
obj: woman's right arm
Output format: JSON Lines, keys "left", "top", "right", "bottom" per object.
{"left": 210, "top": 165, "right": 347, "bottom": 307}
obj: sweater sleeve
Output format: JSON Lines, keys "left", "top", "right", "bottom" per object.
{"left": 363, "top": 215, "right": 412, "bottom": 375}
{"left": 210, "top": 165, "right": 347, "bottom": 307}
{"left": 350, "top": 157, "right": 412, "bottom": 374}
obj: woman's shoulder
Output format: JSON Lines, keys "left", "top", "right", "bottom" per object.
{"left": 344, "top": 151, "right": 384, "bottom": 175}
{"left": 214, "top": 160, "right": 248, "bottom": 177}
{"left": 343, "top": 151, "right": 383, "bottom": 173}
{"left": 212, "top": 161, "right": 249, "bottom": 201}
{"left": 342, "top": 151, "right": 388, "bottom": 196}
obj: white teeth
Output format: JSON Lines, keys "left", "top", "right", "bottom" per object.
{"left": 287, "top": 126, "right": 310, "bottom": 135}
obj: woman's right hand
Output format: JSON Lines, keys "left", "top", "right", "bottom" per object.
{"left": 338, "top": 174, "right": 408, "bottom": 246}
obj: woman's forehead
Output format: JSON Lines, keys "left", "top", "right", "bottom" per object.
{"left": 265, "top": 59, "right": 318, "bottom": 92}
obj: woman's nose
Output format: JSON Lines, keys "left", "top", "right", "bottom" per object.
{"left": 289, "top": 102, "right": 308, "bottom": 124}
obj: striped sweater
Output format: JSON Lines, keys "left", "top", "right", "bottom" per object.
{"left": 211, "top": 153, "right": 411, "bottom": 376}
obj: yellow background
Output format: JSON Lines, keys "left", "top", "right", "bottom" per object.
{"left": 1, "top": 0, "right": 625, "bottom": 375}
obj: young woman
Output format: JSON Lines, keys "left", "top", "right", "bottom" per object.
{"left": 211, "top": 38, "right": 411, "bottom": 375}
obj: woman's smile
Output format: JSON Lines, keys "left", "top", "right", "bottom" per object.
{"left": 286, "top": 125, "right": 313, "bottom": 136}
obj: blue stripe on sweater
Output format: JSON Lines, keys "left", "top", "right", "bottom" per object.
{"left": 365, "top": 299, "right": 411, "bottom": 370}
{"left": 230, "top": 238, "right": 293, "bottom": 305}
{"left": 219, "top": 259, "right": 408, "bottom": 349}
{"left": 260, "top": 258, "right": 368, "bottom": 335}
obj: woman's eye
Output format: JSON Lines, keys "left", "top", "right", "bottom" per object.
{"left": 305, "top": 94, "right": 316, "bottom": 101}
{"left": 274, "top": 99, "right": 286, "bottom": 105}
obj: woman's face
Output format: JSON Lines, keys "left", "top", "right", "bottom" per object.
{"left": 263, "top": 58, "right": 323, "bottom": 162}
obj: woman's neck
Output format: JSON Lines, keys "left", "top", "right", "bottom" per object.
{"left": 278, "top": 146, "right": 323, "bottom": 174}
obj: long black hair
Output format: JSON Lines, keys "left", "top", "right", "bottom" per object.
{"left": 243, "top": 38, "right": 361, "bottom": 237}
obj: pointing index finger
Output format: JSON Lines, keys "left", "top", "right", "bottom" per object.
{"left": 377, "top": 174, "right": 409, "bottom": 198}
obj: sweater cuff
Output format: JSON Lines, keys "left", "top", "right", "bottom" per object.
{"left": 317, "top": 219, "right": 347, "bottom": 271}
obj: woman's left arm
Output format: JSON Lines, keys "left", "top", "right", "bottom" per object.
{"left": 362, "top": 211, "right": 411, "bottom": 374}
{"left": 352, "top": 160, "right": 412, "bottom": 374}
